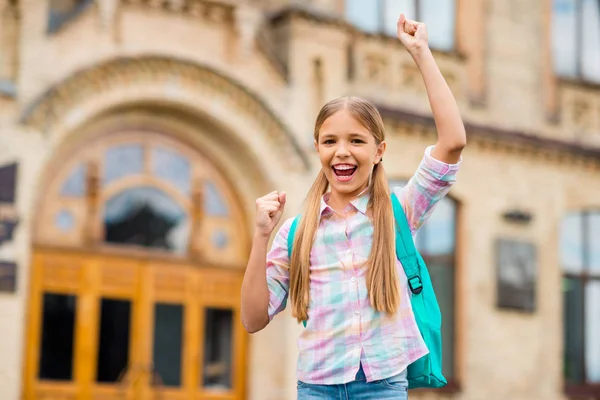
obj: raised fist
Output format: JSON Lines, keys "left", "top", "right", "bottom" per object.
{"left": 397, "top": 13, "right": 429, "bottom": 56}
{"left": 255, "top": 191, "right": 286, "bottom": 237}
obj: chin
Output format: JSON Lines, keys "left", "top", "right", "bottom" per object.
{"left": 331, "top": 183, "right": 362, "bottom": 195}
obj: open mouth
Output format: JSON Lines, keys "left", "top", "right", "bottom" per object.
{"left": 332, "top": 164, "right": 357, "bottom": 182}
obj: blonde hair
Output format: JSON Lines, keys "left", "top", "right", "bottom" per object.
{"left": 289, "top": 97, "right": 399, "bottom": 323}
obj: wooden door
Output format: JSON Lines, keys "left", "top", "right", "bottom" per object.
{"left": 23, "top": 249, "right": 245, "bottom": 400}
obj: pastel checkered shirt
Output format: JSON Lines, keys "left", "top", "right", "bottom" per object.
{"left": 266, "top": 146, "right": 461, "bottom": 385}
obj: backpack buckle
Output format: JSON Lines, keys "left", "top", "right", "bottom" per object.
{"left": 408, "top": 276, "right": 423, "bottom": 294}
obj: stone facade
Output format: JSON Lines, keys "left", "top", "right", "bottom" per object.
{"left": 0, "top": 0, "right": 599, "bottom": 399}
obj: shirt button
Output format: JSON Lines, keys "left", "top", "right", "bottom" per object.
{"left": 346, "top": 249, "right": 352, "bottom": 255}
{"left": 354, "top": 310, "right": 360, "bottom": 315}
{"left": 350, "top": 277, "right": 356, "bottom": 283}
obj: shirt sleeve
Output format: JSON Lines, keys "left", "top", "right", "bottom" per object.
{"left": 266, "top": 217, "right": 294, "bottom": 321}
{"left": 393, "top": 145, "right": 461, "bottom": 234}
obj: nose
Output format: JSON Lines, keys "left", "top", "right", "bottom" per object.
{"left": 334, "top": 142, "right": 350, "bottom": 158}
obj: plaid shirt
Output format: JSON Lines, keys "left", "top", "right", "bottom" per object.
{"left": 266, "top": 146, "right": 461, "bottom": 384}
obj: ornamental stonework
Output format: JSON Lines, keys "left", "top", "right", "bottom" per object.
{"left": 20, "top": 56, "right": 310, "bottom": 172}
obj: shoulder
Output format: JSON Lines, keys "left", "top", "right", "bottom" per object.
{"left": 273, "top": 216, "right": 297, "bottom": 243}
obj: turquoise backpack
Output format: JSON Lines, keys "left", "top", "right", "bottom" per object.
{"left": 286, "top": 192, "right": 447, "bottom": 389}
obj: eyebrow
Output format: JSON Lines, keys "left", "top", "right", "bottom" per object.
{"left": 320, "top": 132, "right": 369, "bottom": 139}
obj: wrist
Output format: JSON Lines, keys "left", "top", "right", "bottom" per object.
{"left": 410, "top": 45, "right": 433, "bottom": 65}
{"left": 253, "top": 229, "right": 271, "bottom": 242}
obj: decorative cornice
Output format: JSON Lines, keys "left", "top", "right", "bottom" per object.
{"left": 268, "top": 3, "right": 349, "bottom": 30}
{"left": 20, "top": 56, "right": 310, "bottom": 171}
{"left": 122, "top": 0, "right": 236, "bottom": 21}
{"left": 377, "top": 104, "right": 600, "bottom": 166}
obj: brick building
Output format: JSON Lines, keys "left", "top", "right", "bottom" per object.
{"left": 0, "top": 0, "right": 598, "bottom": 399}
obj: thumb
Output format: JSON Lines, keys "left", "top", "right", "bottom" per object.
{"left": 398, "top": 13, "right": 406, "bottom": 28}
{"left": 278, "top": 191, "right": 287, "bottom": 209}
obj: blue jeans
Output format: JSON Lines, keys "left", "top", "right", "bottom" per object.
{"left": 297, "top": 365, "right": 408, "bottom": 399}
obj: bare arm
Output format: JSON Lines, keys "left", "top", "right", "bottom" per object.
{"left": 240, "top": 191, "right": 287, "bottom": 333}
{"left": 397, "top": 14, "right": 467, "bottom": 164}
{"left": 241, "top": 233, "right": 271, "bottom": 333}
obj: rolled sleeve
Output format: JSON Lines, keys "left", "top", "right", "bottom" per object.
{"left": 266, "top": 217, "right": 294, "bottom": 320}
{"left": 394, "top": 145, "right": 461, "bottom": 233}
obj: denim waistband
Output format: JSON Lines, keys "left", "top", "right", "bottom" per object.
{"left": 354, "top": 363, "right": 407, "bottom": 383}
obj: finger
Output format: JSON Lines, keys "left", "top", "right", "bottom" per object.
{"left": 398, "top": 13, "right": 406, "bottom": 30}
{"left": 278, "top": 191, "right": 286, "bottom": 207}
{"left": 260, "top": 200, "right": 281, "bottom": 209}
{"left": 405, "top": 19, "right": 419, "bottom": 35}
{"left": 261, "top": 205, "right": 279, "bottom": 214}
{"left": 262, "top": 191, "right": 280, "bottom": 201}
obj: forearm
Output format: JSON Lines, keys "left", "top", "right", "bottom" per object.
{"left": 414, "top": 49, "right": 466, "bottom": 163}
{"left": 240, "top": 233, "right": 271, "bottom": 333}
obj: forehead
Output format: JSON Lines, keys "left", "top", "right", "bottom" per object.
{"left": 319, "top": 109, "right": 370, "bottom": 136}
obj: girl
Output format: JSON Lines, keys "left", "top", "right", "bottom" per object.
{"left": 241, "top": 13, "right": 466, "bottom": 400}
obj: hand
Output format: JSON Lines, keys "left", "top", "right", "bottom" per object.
{"left": 255, "top": 191, "right": 286, "bottom": 238}
{"left": 397, "top": 13, "right": 429, "bottom": 57}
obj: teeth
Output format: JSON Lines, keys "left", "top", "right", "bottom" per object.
{"left": 333, "top": 165, "right": 356, "bottom": 170}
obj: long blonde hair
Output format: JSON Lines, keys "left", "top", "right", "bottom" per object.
{"left": 289, "top": 97, "right": 399, "bottom": 323}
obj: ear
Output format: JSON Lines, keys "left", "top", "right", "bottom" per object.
{"left": 374, "top": 141, "right": 386, "bottom": 164}
{"left": 314, "top": 139, "right": 319, "bottom": 153}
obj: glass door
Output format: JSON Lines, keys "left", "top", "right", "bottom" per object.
{"left": 24, "top": 251, "right": 245, "bottom": 400}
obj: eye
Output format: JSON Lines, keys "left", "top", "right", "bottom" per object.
{"left": 351, "top": 139, "right": 365, "bottom": 144}
{"left": 322, "top": 139, "right": 335, "bottom": 145}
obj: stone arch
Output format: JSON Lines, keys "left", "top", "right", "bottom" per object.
{"left": 20, "top": 55, "right": 310, "bottom": 172}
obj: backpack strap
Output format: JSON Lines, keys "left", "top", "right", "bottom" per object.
{"left": 287, "top": 216, "right": 307, "bottom": 327}
{"left": 390, "top": 193, "right": 423, "bottom": 295}
{"left": 287, "top": 216, "right": 300, "bottom": 258}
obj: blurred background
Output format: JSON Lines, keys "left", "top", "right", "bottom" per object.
{"left": 0, "top": 0, "right": 598, "bottom": 399}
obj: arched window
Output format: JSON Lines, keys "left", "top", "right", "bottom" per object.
{"left": 36, "top": 132, "right": 245, "bottom": 266}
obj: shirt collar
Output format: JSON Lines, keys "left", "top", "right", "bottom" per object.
{"left": 319, "top": 190, "right": 370, "bottom": 217}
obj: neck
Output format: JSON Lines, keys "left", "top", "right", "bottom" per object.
{"left": 328, "top": 183, "right": 369, "bottom": 213}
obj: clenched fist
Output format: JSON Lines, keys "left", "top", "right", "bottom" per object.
{"left": 397, "top": 13, "right": 429, "bottom": 57}
{"left": 255, "top": 191, "right": 286, "bottom": 237}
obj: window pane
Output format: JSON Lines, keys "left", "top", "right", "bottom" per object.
{"left": 384, "top": 0, "right": 414, "bottom": 36}
{"left": 346, "top": 0, "right": 381, "bottom": 33}
{"left": 585, "top": 281, "right": 600, "bottom": 383}
{"left": 39, "top": 293, "right": 77, "bottom": 380}
{"left": 589, "top": 213, "right": 600, "bottom": 276}
{"left": 48, "top": 0, "right": 91, "bottom": 33}
{"left": 60, "top": 162, "right": 86, "bottom": 197}
{"left": 420, "top": 0, "right": 455, "bottom": 51}
{"left": 552, "top": 0, "right": 578, "bottom": 77}
{"left": 153, "top": 304, "right": 184, "bottom": 387}
{"left": 203, "top": 308, "right": 233, "bottom": 390}
{"left": 563, "top": 277, "right": 585, "bottom": 384}
{"left": 96, "top": 298, "right": 131, "bottom": 383}
{"left": 560, "top": 213, "right": 584, "bottom": 274}
{"left": 417, "top": 198, "right": 455, "bottom": 256}
{"left": 428, "top": 263, "right": 455, "bottom": 378}
{"left": 151, "top": 147, "right": 191, "bottom": 196}
{"left": 55, "top": 209, "right": 75, "bottom": 232}
{"left": 205, "top": 182, "right": 229, "bottom": 217}
{"left": 581, "top": 0, "right": 600, "bottom": 83}
{"left": 104, "top": 187, "right": 189, "bottom": 254}
{"left": 103, "top": 144, "right": 144, "bottom": 186}
{"left": 0, "top": 163, "right": 17, "bottom": 203}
